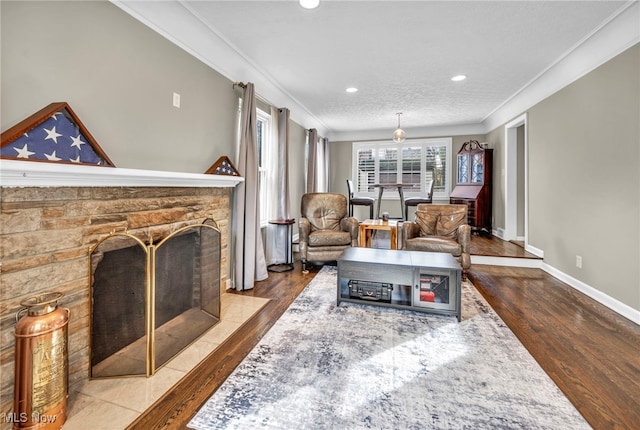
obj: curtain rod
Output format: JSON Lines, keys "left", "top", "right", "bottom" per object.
{"left": 232, "top": 81, "right": 283, "bottom": 111}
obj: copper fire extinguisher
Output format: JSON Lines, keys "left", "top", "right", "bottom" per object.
{"left": 14, "top": 292, "right": 69, "bottom": 430}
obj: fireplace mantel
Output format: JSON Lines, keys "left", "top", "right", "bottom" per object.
{"left": 0, "top": 159, "right": 244, "bottom": 188}
{"left": 0, "top": 164, "right": 237, "bottom": 415}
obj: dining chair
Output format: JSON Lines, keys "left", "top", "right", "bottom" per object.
{"left": 346, "top": 179, "right": 375, "bottom": 219}
{"left": 404, "top": 179, "right": 434, "bottom": 220}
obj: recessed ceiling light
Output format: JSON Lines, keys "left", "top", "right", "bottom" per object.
{"left": 346, "top": 87, "right": 358, "bottom": 93}
{"left": 451, "top": 75, "right": 467, "bottom": 82}
{"left": 299, "top": 0, "right": 320, "bottom": 9}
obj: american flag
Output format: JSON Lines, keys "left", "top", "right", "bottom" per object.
{"left": 213, "top": 159, "right": 239, "bottom": 175}
{"left": 1, "top": 108, "right": 108, "bottom": 165}
{"left": 207, "top": 156, "right": 240, "bottom": 176}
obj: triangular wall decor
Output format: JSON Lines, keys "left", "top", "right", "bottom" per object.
{"left": 205, "top": 156, "right": 240, "bottom": 176}
{"left": 1, "top": 102, "right": 115, "bottom": 166}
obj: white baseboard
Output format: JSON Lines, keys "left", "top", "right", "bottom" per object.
{"left": 542, "top": 262, "right": 640, "bottom": 326}
{"left": 472, "top": 254, "right": 639, "bottom": 325}
{"left": 525, "top": 244, "right": 544, "bottom": 258}
{"left": 471, "top": 234, "right": 638, "bottom": 325}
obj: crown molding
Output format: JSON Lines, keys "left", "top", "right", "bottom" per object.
{"left": 110, "top": 0, "right": 328, "bottom": 136}
{"left": 483, "top": 1, "right": 640, "bottom": 132}
{"left": 110, "top": 1, "right": 639, "bottom": 140}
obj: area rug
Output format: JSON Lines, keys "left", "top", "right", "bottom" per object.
{"left": 189, "top": 266, "right": 590, "bottom": 429}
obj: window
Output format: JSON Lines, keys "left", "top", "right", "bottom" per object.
{"left": 352, "top": 138, "right": 452, "bottom": 199}
{"left": 256, "top": 108, "right": 271, "bottom": 227}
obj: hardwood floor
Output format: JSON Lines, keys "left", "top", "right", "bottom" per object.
{"left": 128, "top": 238, "right": 640, "bottom": 430}
{"left": 469, "top": 265, "right": 640, "bottom": 430}
{"left": 469, "top": 234, "right": 540, "bottom": 259}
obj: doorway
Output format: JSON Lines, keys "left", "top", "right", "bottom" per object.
{"left": 504, "top": 113, "right": 527, "bottom": 246}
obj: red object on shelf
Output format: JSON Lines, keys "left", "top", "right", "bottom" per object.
{"left": 420, "top": 291, "right": 435, "bottom": 302}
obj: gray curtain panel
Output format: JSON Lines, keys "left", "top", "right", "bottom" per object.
{"left": 265, "top": 108, "right": 291, "bottom": 265}
{"left": 321, "top": 137, "right": 330, "bottom": 192}
{"left": 233, "top": 83, "right": 268, "bottom": 290}
{"left": 306, "top": 129, "right": 330, "bottom": 193}
{"left": 306, "top": 128, "right": 318, "bottom": 193}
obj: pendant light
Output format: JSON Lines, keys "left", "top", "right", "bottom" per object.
{"left": 392, "top": 112, "right": 406, "bottom": 143}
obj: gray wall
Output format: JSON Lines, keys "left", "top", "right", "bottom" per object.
{"left": 1, "top": 1, "right": 237, "bottom": 173}
{"left": 485, "top": 126, "right": 505, "bottom": 230}
{"left": 1, "top": 1, "right": 310, "bottom": 255}
{"left": 526, "top": 44, "right": 639, "bottom": 310}
{"left": 486, "top": 44, "right": 639, "bottom": 312}
{"left": 0, "top": 0, "right": 310, "bottom": 187}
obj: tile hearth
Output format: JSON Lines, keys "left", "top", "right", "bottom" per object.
{"left": 62, "top": 293, "right": 269, "bottom": 429}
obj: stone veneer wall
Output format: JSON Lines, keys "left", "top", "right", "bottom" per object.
{"left": 0, "top": 186, "right": 231, "bottom": 416}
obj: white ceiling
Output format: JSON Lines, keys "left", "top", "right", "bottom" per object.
{"left": 116, "top": 0, "right": 636, "bottom": 140}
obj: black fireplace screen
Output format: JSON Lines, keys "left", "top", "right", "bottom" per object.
{"left": 89, "top": 219, "right": 221, "bottom": 378}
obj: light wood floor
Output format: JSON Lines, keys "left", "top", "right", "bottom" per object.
{"left": 128, "top": 236, "right": 640, "bottom": 430}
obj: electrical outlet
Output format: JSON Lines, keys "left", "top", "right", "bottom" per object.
{"left": 576, "top": 255, "right": 582, "bottom": 269}
{"left": 172, "top": 92, "right": 181, "bottom": 108}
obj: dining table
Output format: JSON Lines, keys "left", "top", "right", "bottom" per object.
{"left": 372, "top": 183, "right": 416, "bottom": 219}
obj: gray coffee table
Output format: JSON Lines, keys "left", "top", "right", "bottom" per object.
{"left": 337, "top": 247, "right": 462, "bottom": 321}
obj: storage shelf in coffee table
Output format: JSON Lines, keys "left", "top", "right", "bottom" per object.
{"left": 337, "top": 247, "right": 462, "bottom": 321}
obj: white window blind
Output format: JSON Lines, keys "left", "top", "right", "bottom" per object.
{"left": 352, "top": 138, "right": 452, "bottom": 199}
{"left": 355, "top": 147, "right": 375, "bottom": 192}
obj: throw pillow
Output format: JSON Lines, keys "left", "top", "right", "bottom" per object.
{"left": 415, "top": 210, "right": 438, "bottom": 236}
{"left": 435, "top": 208, "right": 467, "bottom": 238}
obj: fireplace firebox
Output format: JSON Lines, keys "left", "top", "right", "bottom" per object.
{"left": 89, "top": 219, "right": 221, "bottom": 378}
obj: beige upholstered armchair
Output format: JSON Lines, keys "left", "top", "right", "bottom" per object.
{"left": 299, "top": 193, "right": 359, "bottom": 272}
{"left": 402, "top": 204, "right": 471, "bottom": 279}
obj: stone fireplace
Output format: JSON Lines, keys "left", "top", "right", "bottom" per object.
{"left": 0, "top": 160, "right": 242, "bottom": 417}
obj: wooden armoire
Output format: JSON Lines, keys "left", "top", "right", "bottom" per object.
{"left": 449, "top": 140, "right": 493, "bottom": 235}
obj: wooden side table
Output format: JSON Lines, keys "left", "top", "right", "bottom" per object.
{"left": 359, "top": 219, "right": 399, "bottom": 250}
{"left": 267, "top": 218, "right": 295, "bottom": 272}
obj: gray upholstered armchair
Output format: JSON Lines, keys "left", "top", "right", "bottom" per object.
{"left": 299, "top": 193, "right": 359, "bottom": 272}
{"left": 402, "top": 204, "right": 471, "bottom": 279}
